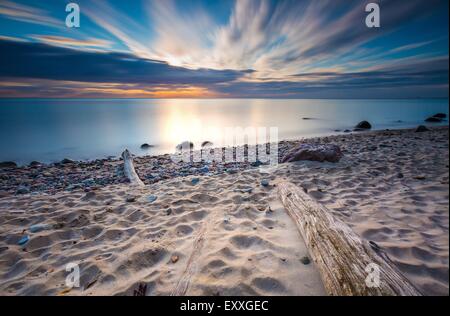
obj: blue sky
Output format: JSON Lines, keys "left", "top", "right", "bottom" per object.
{"left": 0, "top": 0, "right": 448, "bottom": 98}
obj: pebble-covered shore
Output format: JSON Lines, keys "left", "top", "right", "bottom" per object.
{"left": 0, "top": 126, "right": 448, "bottom": 196}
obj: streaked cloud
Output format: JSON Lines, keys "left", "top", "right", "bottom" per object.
{"left": 0, "top": 0, "right": 60, "bottom": 27}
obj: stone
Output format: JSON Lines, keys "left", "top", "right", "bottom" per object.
{"left": 18, "top": 235, "right": 30, "bottom": 246}
{"left": 425, "top": 116, "right": 442, "bottom": 123}
{"left": 191, "top": 178, "right": 200, "bottom": 185}
{"left": 282, "top": 144, "right": 343, "bottom": 163}
{"left": 415, "top": 125, "right": 430, "bottom": 133}
{"left": 432, "top": 113, "right": 447, "bottom": 119}
{"left": 126, "top": 196, "right": 137, "bottom": 203}
{"left": 300, "top": 256, "right": 311, "bottom": 265}
{"left": 16, "top": 186, "right": 30, "bottom": 195}
{"left": 61, "top": 158, "right": 74, "bottom": 164}
{"left": 140, "top": 143, "right": 153, "bottom": 149}
{"left": 171, "top": 255, "right": 179, "bottom": 263}
{"left": 354, "top": 121, "right": 372, "bottom": 130}
{"left": 147, "top": 195, "right": 158, "bottom": 203}
{"left": 261, "top": 179, "right": 270, "bottom": 187}
{"left": 397, "top": 173, "right": 404, "bottom": 179}
{"left": 201, "top": 141, "right": 213, "bottom": 148}
{"left": 0, "top": 161, "right": 17, "bottom": 169}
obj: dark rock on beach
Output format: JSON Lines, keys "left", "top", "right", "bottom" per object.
{"left": 415, "top": 125, "right": 430, "bottom": 133}
{"left": 282, "top": 143, "right": 342, "bottom": 163}
{"left": 354, "top": 121, "right": 372, "bottom": 131}
{"left": 61, "top": 158, "right": 74, "bottom": 164}
{"left": 0, "top": 161, "right": 17, "bottom": 169}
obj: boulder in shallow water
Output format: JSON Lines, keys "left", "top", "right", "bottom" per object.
{"left": 425, "top": 116, "right": 442, "bottom": 123}
{"left": 432, "top": 113, "right": 447, "bottom": 119}
{"left": 140, "top": 143, "right": 153, "bottom": 149}
{"left": 0, "top": 161, "right": 17, "bottom": 169}
{"left": 354, "top": 121, "right": 372, "bottom": 130}
{"left": 282, "top": 143, "right": 343, "bottom": 163}
{"left": 201, "top": 141, "right": 213, "bottom": 148}
{"left": 415, "top": 125, "right": 430, "bottom": 133}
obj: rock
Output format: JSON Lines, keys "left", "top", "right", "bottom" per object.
{"left": 300, "top": 256, "right": 311, "bottom": 265}
{"left": 414, "top": 175, "right": 426, "bottom": 180}
{"left": 261, "top": 179, "right": 270, "bottom": 187}
{"left": 302, "top": 117, "right": 314, "bottom": 120}
{"left": 16, "top": 186, "right": 30, "bottom": 195}
{"left": 354, "top": 121, "right": 372, "bottom": 130}
{"left": 61, "top": 158, "right": 74, "bottom": 164}
{"left": 176, "top": 141, "right": 194, "bottom": 151}
{"left": 397, "top": 173, "right": 404, "bottom": 179}
{"left": 191, "top": 178, "right": 200, "bottom": 185}
{"left": 425, "top": 116, "right": 442, "bottom": 123}
{"left": 344, "top": 129, "right": 351, "bottom": 133}
{"left": 282, "top": 144, "right": 343, "bottom": 163}
{"left": 29, "top": 224, "right": 50, "bottom": 233}
{"left": 415, "top": 125, "right": 430, "bottom": 133}
{"left": 18, "top": 235, "right": 30, "bottom": 246}
{"left": 201, "top": 141, "right": 213, "bottom": 148}
{"left": 433, "top": 113, "right": 447, "bottom": 119}
{"left": 29, "top": 161, "right": 42, "bottom": 167}
{"left": 126, "top": 196, "right": 136, "bottom": 203}
{"left": 0, "top": 161, "right": 17, "bottom": 169}
{"left": 199, "top": 166, "right": 209, "bottom": 173}
{"left": 140, "top": 143, "right": 153, "bottom": 149}
{"left": 147, "top": 195, "right": 157, "bottom": 203}
{"left": 171, "top": 255, "right": 179, "bottom": 263}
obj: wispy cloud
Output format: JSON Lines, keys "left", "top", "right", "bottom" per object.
{"left": 30, "top": 35, "right": 113, "bottom": 51}
{"left": 0, "top": 0, "right": 60, "bottom": 27}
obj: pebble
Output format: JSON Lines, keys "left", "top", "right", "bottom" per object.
{"left": 18, "top": 235, "right": 30, "bottom": 246}
{"left": 261, "top": 179, "right": 270, "bottom": 187}
{"left": 126, "top": 196, "right": 137, "bottom": 203}
{"left": 171, "top": 255, "right": 179, "bottom": 263}
{"left": 300, "top": 256, "right": 311, "bottom": 265}
{"left": 147, "top": 195, "right": 158, "bottom": 203}
{"left": 191, "top": 178, "right": 200, "bottom": 185}
{"left": 29, "top": 224, "right": 50, "bottom": 233}
{"left": 16, "top": 186, "right": 30, "bottom": 195}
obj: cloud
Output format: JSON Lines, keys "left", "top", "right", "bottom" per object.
{"left": 0, "top": 0, "right": 61, "bottom": 27}
{"left": 30, "top": 35, "right": 113, "bottom": 50}
{"left": 0, "top": 39, "right": 246, "bottom": 86}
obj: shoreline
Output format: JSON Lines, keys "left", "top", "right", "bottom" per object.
{"left": 0, "top": 126, "right": 448, "bottom": 196}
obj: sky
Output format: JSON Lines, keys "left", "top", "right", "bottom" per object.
{"left": 0, "top": 0, "right": 448, "bottom": 99}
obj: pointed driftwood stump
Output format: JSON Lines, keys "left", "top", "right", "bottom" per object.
{"left": 278, "top": 181, "right": 421, "bottom": 296}
{"left": 121, "top": 149, "right": 145, "bottom": 187}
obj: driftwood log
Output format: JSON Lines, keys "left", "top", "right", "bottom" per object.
{"left": 278, "top": 181, "right": 422, "bottom": 296}
{"left": 121, "top": 149, "right": 145, "bottom": 187}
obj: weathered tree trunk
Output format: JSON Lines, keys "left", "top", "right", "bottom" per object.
{"left": 121, "top": 149, "right": 144, "bottom": 187}
{"left": 278, "top": 181, "right": 421, "bottom": 296}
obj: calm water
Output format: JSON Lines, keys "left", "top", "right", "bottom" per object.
{"left": 0, "top": 98, "right": 448, "bottom": 165}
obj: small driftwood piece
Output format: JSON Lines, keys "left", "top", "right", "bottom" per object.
{"left": 121, "top": 149, "right": 144, "bottom": 187}
{"left": 278, "top": 181, "right": 421, "bottom": 296}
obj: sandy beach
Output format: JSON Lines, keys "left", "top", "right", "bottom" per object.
{"left": 0, "top": 126, "right": 448, "bottom": 296}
